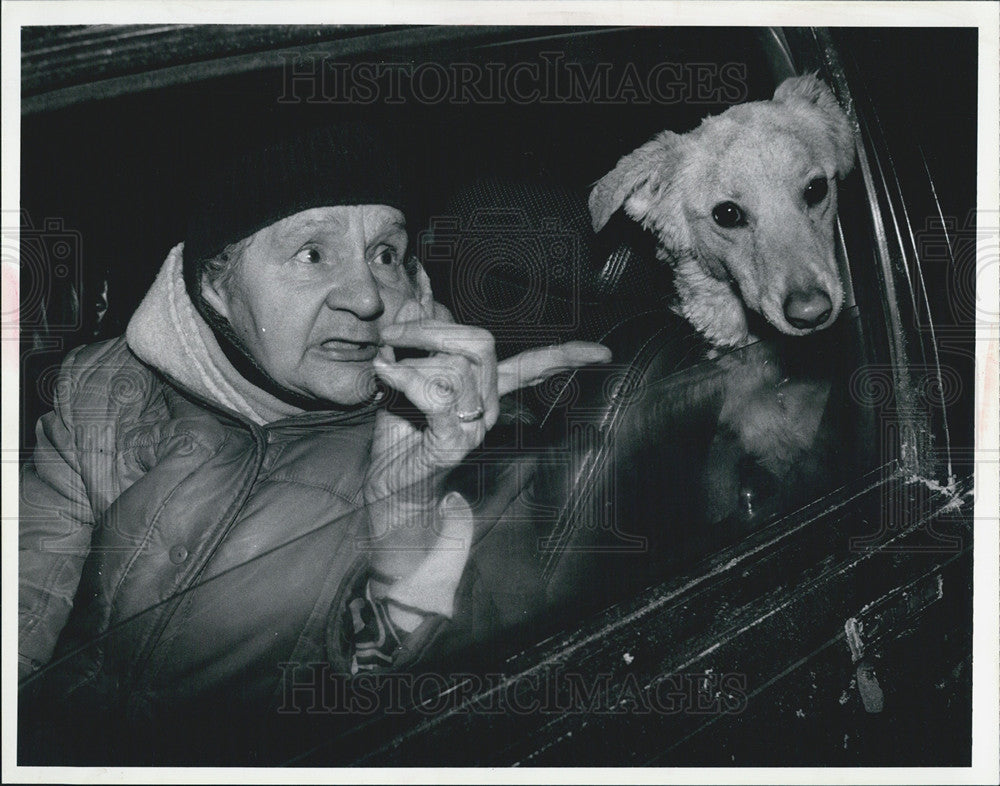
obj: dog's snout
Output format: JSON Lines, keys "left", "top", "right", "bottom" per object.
{"left": 783, "top": 288, "right": 832, "bottom": 329}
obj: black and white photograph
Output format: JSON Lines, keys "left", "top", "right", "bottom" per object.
{"left": 4, "top": 1, "right": 999, "bottom": 781}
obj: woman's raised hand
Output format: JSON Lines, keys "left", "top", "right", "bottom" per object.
{"left": 362, "top": 299, "right": 611, "bottom": 587}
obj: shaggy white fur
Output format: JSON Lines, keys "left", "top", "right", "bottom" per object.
{"left": 589, "top": 74, "right": 857, "bottom": 514}
{"left": 589, "top": 74, "right": 855, "bottom": 348}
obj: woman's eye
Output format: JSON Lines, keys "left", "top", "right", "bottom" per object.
{"left": 711, "top": 201, "right": 747, "bottom": 229}
{"left": 804, "top": 177, "right": 829, "bottom": 206}
{"left": 373, "top": 247, "right": 399, "bottom": 266}
{"left": 294, "top": 247, "right": 321, "bottom": 264}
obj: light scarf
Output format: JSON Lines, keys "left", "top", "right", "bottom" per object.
{"left": 126, "top": 243, "right": 305, "bottom": 425}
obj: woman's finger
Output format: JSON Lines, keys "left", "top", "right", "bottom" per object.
{"left": 431, "top": 300, "right": 455, "bottom": 324}
{"left": 373, "top": 357, "right": 485, "bottom": 473}
{"left": 380, "top": 320, "right": 495, "bottom": 365}
{"left": 375, "top": 352, "right": 494, "bottom": 426}
{"left": 374, "top": 355, "right": 465, "bottom": 414}
{"left": 380, "top": 320, "right": 499, "bottom": 427}
{"left": 497, "top": 341, "right": 612, "bottom": 396}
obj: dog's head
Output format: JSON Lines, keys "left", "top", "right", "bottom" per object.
{"left": 589, "top": 74, "right": 856, "bottom": 348}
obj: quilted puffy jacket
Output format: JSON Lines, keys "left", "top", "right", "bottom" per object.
{"left": 19, "top": 336, "right": 385, "bottom": 710}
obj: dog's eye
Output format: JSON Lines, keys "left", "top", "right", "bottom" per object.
{"left": 711, "top": 201, "right": 746, "bottom": 229}
{"left": 804, "top": 177, "right": 829, "bottom": 206}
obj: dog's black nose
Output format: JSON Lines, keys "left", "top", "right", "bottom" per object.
{"left": 784, "top": 288, "right": 832, "bottom": 329}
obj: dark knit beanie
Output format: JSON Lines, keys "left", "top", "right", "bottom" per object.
{"left": 184, "top": 122, "right": 406, "bottom": 291}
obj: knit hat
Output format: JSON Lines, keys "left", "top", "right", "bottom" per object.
{"left": 184, "top": 122, "right": 406, "bottom": 286}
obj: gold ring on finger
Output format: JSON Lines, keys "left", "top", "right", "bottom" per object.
{"left": 455, "top": 404, "right": 486, "bottom": 423}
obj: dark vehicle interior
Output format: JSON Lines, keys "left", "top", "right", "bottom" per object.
{"left": 19, "top": 25, "right": 977, "bottom": 766}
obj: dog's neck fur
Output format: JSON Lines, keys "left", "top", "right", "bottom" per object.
{"left": 623, "top": 184, "right": 755, "bottom": 351}
{"left": 663, "top": 247, "right": 754, "bottom": 349}
{"left": 638, "top": 206, "right": 754, "bottom": 350}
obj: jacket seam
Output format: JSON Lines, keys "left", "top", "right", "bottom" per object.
{"left": 256, "top": 475, "right": 361, "bottom": 508}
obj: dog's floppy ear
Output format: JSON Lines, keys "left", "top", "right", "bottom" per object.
{"left": 588, "top": 130, "right": 684, "bottom": 232}
{"left": 773, "top": 74, "right": 856, "bottom": 177}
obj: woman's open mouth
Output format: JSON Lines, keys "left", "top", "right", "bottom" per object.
{"left": 317, "top": 339, "right": 379, "bottom": 361}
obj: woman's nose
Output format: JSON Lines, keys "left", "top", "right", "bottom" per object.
{"left": 325, "top": 256, "right": 385, "bottom": 320}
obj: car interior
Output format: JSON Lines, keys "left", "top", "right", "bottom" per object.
{"left": 21, "top": 23, "right": 882, "bottom": 717}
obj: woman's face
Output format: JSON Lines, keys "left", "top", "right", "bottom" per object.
{"left": 201, "top": 205, "right": 426, "bottom": 405}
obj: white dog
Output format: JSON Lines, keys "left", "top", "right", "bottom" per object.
{"left": 588, "top": 74, "right": 857, "bottom": 517}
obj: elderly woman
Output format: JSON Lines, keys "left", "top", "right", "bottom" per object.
{"left": 18, "top": 124, "right": 609, "bottom": 756}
